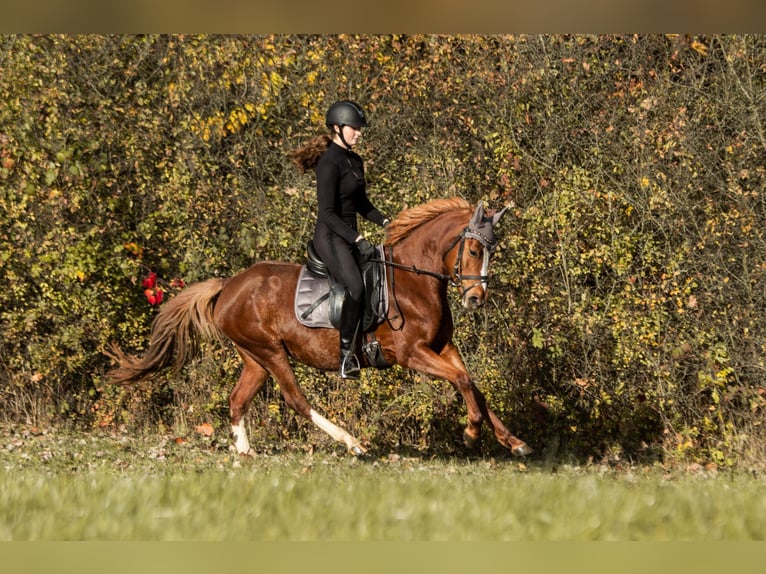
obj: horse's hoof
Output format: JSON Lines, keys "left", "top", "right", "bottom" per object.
{"left": 512, "top": 442, "right": 533, "bottom": 457}
{"left": 349, "top": 444, "right": 367, "bottom": 456}
{"left": 463, "top": 430, "right": 480, "bottom": 449}
{"left": 230, "top": 444, "right": 254, "bottom": 457}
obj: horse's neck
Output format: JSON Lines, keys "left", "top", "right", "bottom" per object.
{"left": 393, "top": 213, "right": 464, "bottom": 273}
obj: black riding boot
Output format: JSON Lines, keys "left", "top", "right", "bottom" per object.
{"left": 339, "top": 297, "right": 362, "bottom": 379}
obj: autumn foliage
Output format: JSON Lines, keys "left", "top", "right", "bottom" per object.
{"left": 1, "top": 35, "right": 764, "bottom": 466}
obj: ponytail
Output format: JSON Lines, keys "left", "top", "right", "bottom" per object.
{"left": 288, "top": 134, "right": 332, "bottom": 173}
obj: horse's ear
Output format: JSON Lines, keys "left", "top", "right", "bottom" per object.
{"left": 492, "top": 205, "right": 510, "bottom": 226}
{"left": 470, "top": 201, "right": 486, "bottom": 227}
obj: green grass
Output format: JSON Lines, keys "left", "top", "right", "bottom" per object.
{"left": 1, "top": 426, "right": 765, "bottom": 540}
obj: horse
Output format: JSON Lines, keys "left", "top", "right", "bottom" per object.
{"left": 106, "top": 197, "right": 532, "bottom": 457}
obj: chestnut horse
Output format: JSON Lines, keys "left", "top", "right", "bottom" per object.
{"left": 107, "top": 197, "right": 531, "bottom": 457}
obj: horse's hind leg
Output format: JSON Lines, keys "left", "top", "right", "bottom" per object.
{"left": 266, "top": 351, "right": 367, "bottom": 456}
{"left": 229, "top": 347, "right": 269, "bottom": 455}
{"left": 307, "top": 409, "right": 366, "bottom": 456}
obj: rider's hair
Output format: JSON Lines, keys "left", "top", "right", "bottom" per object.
{"left": 288, "top": 134, "right": 332, "bottom": 173}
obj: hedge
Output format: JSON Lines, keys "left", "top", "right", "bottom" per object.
{"left": 1, "top": 34, "right": 764, "bottom": 466}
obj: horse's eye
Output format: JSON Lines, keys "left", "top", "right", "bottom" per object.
{"left": 468, "top": 248, "right": 480, "bottom": 258}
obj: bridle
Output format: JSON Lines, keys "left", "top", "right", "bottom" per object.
{"left": 455, "top": 226, "right": 498, "bottom": 296}
{"left": 372, "top": 225, "right": 498, "bottom": 297}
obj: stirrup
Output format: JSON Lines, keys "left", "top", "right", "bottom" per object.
{"left": 340, "top": 352, "right": 361, "bottom": 380}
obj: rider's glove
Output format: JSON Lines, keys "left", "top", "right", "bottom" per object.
{"left": 355, "top": 237, "right": 375, "bottom": 259}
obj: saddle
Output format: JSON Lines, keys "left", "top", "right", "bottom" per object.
{"left": 294, "top": 241, "right": 388, "bottom": 333}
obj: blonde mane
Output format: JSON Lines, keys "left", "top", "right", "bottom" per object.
{"left": 384, "top": 197, "right": 471, "bottom": 247}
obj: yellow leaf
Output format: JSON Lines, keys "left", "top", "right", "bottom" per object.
{"left": 691, "top": 40, "right": 708, "bottom": 56}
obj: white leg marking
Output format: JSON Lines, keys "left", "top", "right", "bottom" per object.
{"left": 309, "top": 409, "right": 366, "bottom": 455}
{"left": 231, "top": 419, "right": 252, "bottom": 455}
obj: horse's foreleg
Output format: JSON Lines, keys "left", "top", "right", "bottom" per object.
{"left": 441, "top": 343, "right": 532, "bottom": 456}
{"left": 405, "top": 343, "right": 531, "bottom": 456}
{"left": 229, "top": 349, "right": 270, "bottom": 455}
{"left": 439, "top": 343, "right": 531, "bottom": 455}
{"left": 484, "top": 406, "right": 532, "bottom": 456}
{"left": 401, "top": 344, "right": 487, "bottom": 445}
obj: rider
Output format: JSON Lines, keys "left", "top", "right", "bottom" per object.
{"left": 289, "top": 101, "right": 390, "bottom": 379}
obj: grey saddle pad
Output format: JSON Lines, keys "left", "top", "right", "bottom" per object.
{"left": 294, "top": 246, "right": 389, "bottom": 330}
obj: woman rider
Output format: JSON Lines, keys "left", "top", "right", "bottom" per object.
{"left": 289, "top": 101, "right": 390, "bottom": 379}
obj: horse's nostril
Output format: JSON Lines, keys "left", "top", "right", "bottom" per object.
{"left": 467, "top": 295, "right": 483, "bottom": 309}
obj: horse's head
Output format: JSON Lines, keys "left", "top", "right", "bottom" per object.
{"left": 452, "top": 202, "right": 509, "bottom": 310}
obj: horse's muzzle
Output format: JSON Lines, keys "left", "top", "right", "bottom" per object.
{"left": 464, "top": 291, "right": 486, "bottom": 310}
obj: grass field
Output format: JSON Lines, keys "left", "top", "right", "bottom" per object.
{"left": 1, "top": 425, "right": 764, "bottom": 541}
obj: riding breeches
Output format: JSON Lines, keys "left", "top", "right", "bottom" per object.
{"left": 312, "top": 229, "right": 364, "bottom": 303}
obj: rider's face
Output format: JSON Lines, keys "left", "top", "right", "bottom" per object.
{"left": 335, "top": 125, "right": 362, "bottom": 148}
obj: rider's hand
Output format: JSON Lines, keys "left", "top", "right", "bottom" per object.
{"left": 355, "top": 237, "right": 375, "bottom": 259}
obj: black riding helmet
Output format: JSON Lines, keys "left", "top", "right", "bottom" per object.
{"left": 325, "top": 100, "right": 368, "bottom": 129}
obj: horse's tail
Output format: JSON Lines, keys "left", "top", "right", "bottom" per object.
{"left": 105, "top": 278, "right": 227, "bottom": 384}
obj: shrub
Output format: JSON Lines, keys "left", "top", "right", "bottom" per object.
{"left": 1, "top": 34, "right": 764, "bottom": 466}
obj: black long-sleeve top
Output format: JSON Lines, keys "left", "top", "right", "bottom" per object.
{"left": 314, "top": 141, "right": 387, "bottom": 245}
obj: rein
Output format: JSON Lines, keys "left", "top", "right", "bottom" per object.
{"left": 371, "top": 227, "right": 495, "bottom": 287}
{"left": 369, "top": 254, "right": 453, "bottom": 282}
